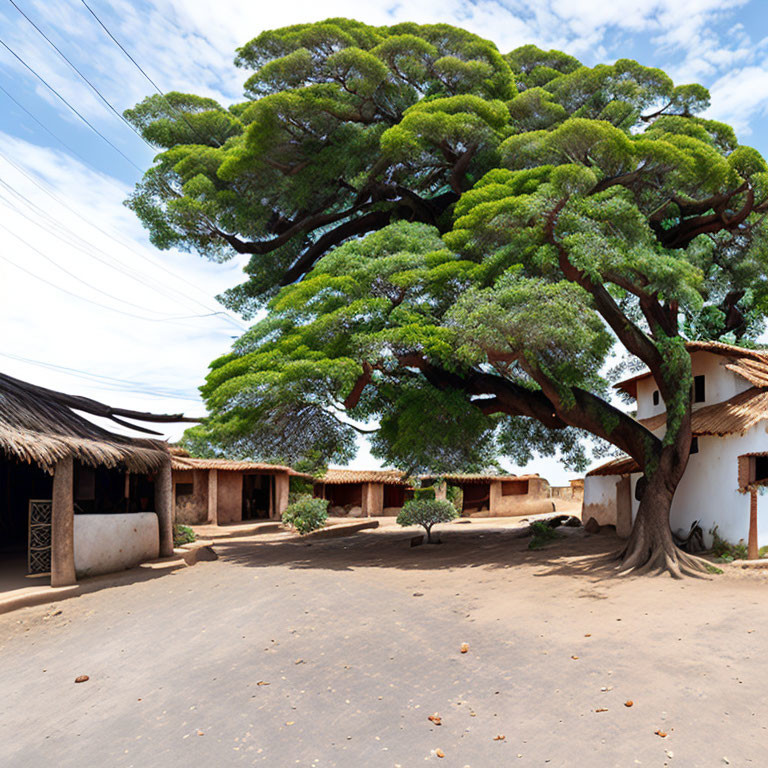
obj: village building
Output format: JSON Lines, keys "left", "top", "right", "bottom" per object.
{"left": 425, "top": 474, "right": 555, "bottom": 517}
{"left": 170, "top": 448, "right": 299, "bottom": 525}
{"left": 0, "top": 373, "right": 192, "bottom": 589}
{"left": 583, "top": 341, "right": 768, "bottom": 549}
{"left": 314, "top": 469, "right": 411, "bottom": 517}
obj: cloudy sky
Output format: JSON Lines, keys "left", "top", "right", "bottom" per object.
{"left": 1, "top": 0, "right": 767, "bottom": 482}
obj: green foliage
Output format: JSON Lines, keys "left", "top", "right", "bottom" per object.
{"left": 282, "top": 494, "right": 329, "bottom": 534}
{"left": 173, "top": 524, "right": 196, "bottom": 547}
{"left": 396, "top": 498, "right": 458, "bottom": 542}
{"left": 289, "top": 475, "right": 316, "bottom": 500}
{"left": 709, "top": 525, "right": 749, "bottom": 561}
{"left": 127, "top": 19, "right": 768, "bottom": 483}
{"left": 527, "top": 520, "right": 563, "bottom": 550}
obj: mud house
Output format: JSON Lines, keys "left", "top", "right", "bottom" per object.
{"left": 314, "top": 469, "right": 411, "bottom": 516}
{"left": 170, "top": 449, "right": 301, "bottom": 525}
{"left": 583, "top": 341, "right": 768, "bottom": 548}
{"left": 0, "top": 373, "right": 193, "bottom": 588}
{"left": 425, "top": 474, "right": 555, "bottom": 517}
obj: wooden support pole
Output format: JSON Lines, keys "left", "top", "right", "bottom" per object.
{"left": 155, "top": 460, "right": 173, "bottom": 557}
{"left": 749, "top": 488, "right": 759, "bottom": 561}
{"left": 207, "top": 469, "right": 218, "bottom": 525}
{"left": 274, "top": 472, "right": 290, "bottom": 520}
{"left": 51, "top": 456, "right": 76, "bottom": 587}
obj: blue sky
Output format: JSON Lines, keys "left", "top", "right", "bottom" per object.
{"left": 1, "top": 0, "right": 768, "bottom": 481}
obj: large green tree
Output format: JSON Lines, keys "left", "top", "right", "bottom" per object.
{"left": 126, "top": 19, "right": 768, "bottom": 576}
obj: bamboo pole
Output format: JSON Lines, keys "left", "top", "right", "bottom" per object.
{"left": 748, "top": 488, "right": 759, "bottom": 561}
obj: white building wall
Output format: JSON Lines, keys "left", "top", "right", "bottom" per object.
{"left": 74, "top": 513, "right": 159, "bottom": 578}
{"left": 582, "top": 474, "right": 621, "bottom": 526}
{"left": 635, "top": 352, "right": 752, "bottom": 420}
{"left": 628, "top": 425, "right": 768, "bottom": 548}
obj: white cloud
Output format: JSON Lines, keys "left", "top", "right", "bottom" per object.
{"left": 706, "top": 65, "right": 768, "bottom": 134}
{"left": 0, "top": 132, "right": 248, "bottom": 439}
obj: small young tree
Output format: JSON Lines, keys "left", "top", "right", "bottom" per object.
{"left": 397, "top": 499, "right": 458, "bottom": 543}
{"left": 282, "top": 495, "right": 329, "bottom": 535}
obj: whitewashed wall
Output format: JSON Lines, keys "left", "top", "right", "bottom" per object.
{"left": 636, "top": 352, "right": 752, "bottom": 419}
{"left": 74, "top": 513, "right": 159, "bottom": 578}
{"left": 628, "top": 425, "right": 768, "bottom": 548}
{"left": 582, "top": 474, "right": 621, "bottom": 526}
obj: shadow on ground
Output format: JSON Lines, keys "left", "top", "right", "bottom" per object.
{"left": 212, "top": 525, "right": 625, "bottom": 582}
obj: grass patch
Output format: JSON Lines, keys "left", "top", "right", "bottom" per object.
{"left": 173, "top": 523, "right": 196, "bottom": 547}
{"left": 705, "top": 564, "right": 724, "bottom": 575}
{"left": 528, "top": 521, "right": 564, "bottom": 550}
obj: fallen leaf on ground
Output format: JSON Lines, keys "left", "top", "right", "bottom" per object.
{"left": 571, "top": 655, "right": 579, "bottom": 660}
{"left": 428, "top": 714, "right": 442, "bottom": 726}
{"left": 494, "top": 734, "right": 506, "bottom": 741}
{"left": 655, "top": 730, "right": 667, "bottom": 738}
{"left": 295, "top": 659, "right": 304, "bottom": 664}
{"left": 413, "top": 592, "right": 424, "bottom": 597}
{"left": 74, "top": 675, "right": 89, "bottom": 683}
{"left": 197, "top": 730, "right": 204, "bottom": 736}
{"left": 624, "top": 700, "right": 633, "bottom": 707}
{"left": 584, "top": 633, "right": 592, "bottom": 637}
{"left": 256, "top": 681, "right": 270, "bottom": 686}
{"left": 595, "top": 708, "right": 608, "bottom": 713}
{"left": 435, "top": 749, "right": 445, "bottom": 758}
{"left": 285, "top": 721, "right": 295, "bottom": 726}
{"left": 460, "top": 643, "right": 470, "bottom": 653}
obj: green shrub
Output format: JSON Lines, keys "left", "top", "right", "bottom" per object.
{"left": 528, "top": 520, "right": 563, "bottom": 550}
{"left": 173, "top": 523, "right": 196, "bottom": 547}
{"left": 396, "top": 498, "right": 458, "bottom": 543}
{"left": 709, "top": 525, "right": 748, "bottom": 561}
{"left": 282, "top": 494, "right": 329, "bottom": 535}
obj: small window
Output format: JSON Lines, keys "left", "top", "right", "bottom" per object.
{"left": 652, "top": 390, "right": 660, "bottom": 406}
{"left": 175, "top": 482, "right": 194, "bottom": 499}
{"left": 690, "top": 437, "right": 699, "bottom": 455}
{"left": 501, "top": 480, "right": 529, "bottom": 496}
{"left": 755, "top": 455, "right": 768, "bottom": 482}
{"left": 693, "top": 375, "right": 705, "bottom": 403}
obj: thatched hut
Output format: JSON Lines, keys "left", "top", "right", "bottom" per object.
{"left": 170, "top": 448, "right": 305, "bottom": 525}
{"left": 0, "top": 372, "right": 194, "bottom": 587}
{"left": 314, "top": 469, "right": 412, "bottom": 516}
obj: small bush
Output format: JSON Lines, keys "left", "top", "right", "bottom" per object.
{"left": 282, "top": 494, "right": 329, "bottom": 535}
{"left": 396, "top": 498, "right": 458, "bottom": 543}
{"left": 173, "top": 523, "right": 196, "bottom": 547}
{"left": 528, "top": 521, "right": 563, "bottom": 550}
{"left": 709, "top": 525, "right": 748, "bottom": 562}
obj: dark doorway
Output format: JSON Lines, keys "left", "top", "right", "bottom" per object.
{"left": 384, "top": 484, "right": 405, "bottom": 509}
{"left": 0, "top": 455, "right": 53, "bottom": 586}
{"left": 323, "top": 483, "right": 363, "bottom": 510}
{"left": 462, "top": 483, "right": 490, "bottom": 514}
{"left": 242, "top": 474, "right": 272, "bottom": 519}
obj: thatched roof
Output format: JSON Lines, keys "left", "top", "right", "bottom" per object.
{"left": 318, "top": 469, "right": 409, "bottom": 485}
{"left": 586, "top": 456, "right": 640, "bottom": 477}
{"left": 615, "top": 341, "right": 768, "bottom": 397}
{"left": 638, "top": 387, "right": 768, "bottom": 437}
{"left": 171, "top": 455, "right": 303, "bottom": 475}
{"left": 420, "top": 473, "right": 540, "bottom": 485}
{"left": 0, "top": 372, "right": 196, "bottom": 473}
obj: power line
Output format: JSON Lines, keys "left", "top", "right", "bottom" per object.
{"left": 78, "top": 0, "right": 220, "bottom": 147}
{"left": 0, "top": 350, "right": 203, "bottom": 401}
{"left": 0, "top": 186, "right": 202, "bottom": 316}
{"left": 0, "top": 148, "right": 247, "bottom": 331}
{"left": 0, "top": 224, "right": 228, "bottom": 327}
{"left": 6, "top": 0, "right": 155, "bottom": 150}
{"left": 0, "top": 34, "right": 143, "bottom": 171}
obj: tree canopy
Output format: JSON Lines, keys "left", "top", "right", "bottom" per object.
{"left": 127, "top": 19, "right": 768, "bottom": 574}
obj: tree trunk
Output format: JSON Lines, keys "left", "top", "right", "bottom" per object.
{"left": 617, "top": 454, "right": 710, "bottom": 578}
{"left": 425, "top": 525, "right": 433, "bottom": 544}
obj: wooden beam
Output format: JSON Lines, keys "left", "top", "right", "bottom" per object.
{"left": 155, "top": 460, "right": 173, "bottom": 557}
{"left": 749, "top": 488, "right": 759, "bottom": 561}
{"left": 51, "top": 456, "right": 76, "bottom": 586}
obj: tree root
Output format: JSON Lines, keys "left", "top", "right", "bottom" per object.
{"left": 615, "top": 542, "right": 711, "bottom": 579}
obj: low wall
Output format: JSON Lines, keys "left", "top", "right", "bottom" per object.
{"left": 74, "top": 513, "right": 159, "bottom": 578}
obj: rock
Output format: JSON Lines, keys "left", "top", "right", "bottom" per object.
{"left": 545, "top": 514, "right": 582, "bottom": 529}
{"left": 347, "top": 506, "right": 364, "bottom": 518}
{"left": 330, "top": 506, "right": 346, "bottom": 516}
{"left": 584, "top": 517, "right": 602, "bottom": 534}
{"left": 74, "top": 675, "right": 89, "bottom": 683}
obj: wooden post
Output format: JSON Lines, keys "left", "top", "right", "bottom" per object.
{"left": 749, "top": 488, "right": 759, "bottom": 561}
{"left": 51, "top": 456, "right": 76, "bottom": 587}
{"left": 155, "top": 460, "right": 173, "bottom": 557}
{"left": 274, "top": 472, "right": 290, "bottom": 520}
{"left": 207, "top": 469, "right": 218, "bottom": 525}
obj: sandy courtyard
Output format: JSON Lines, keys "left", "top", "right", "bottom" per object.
{"left": 1, "top": 520, "right": 766, "bottom": 767}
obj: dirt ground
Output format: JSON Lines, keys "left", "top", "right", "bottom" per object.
{"left": 1, "top": 520, "right": 767, "bottom": 767}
